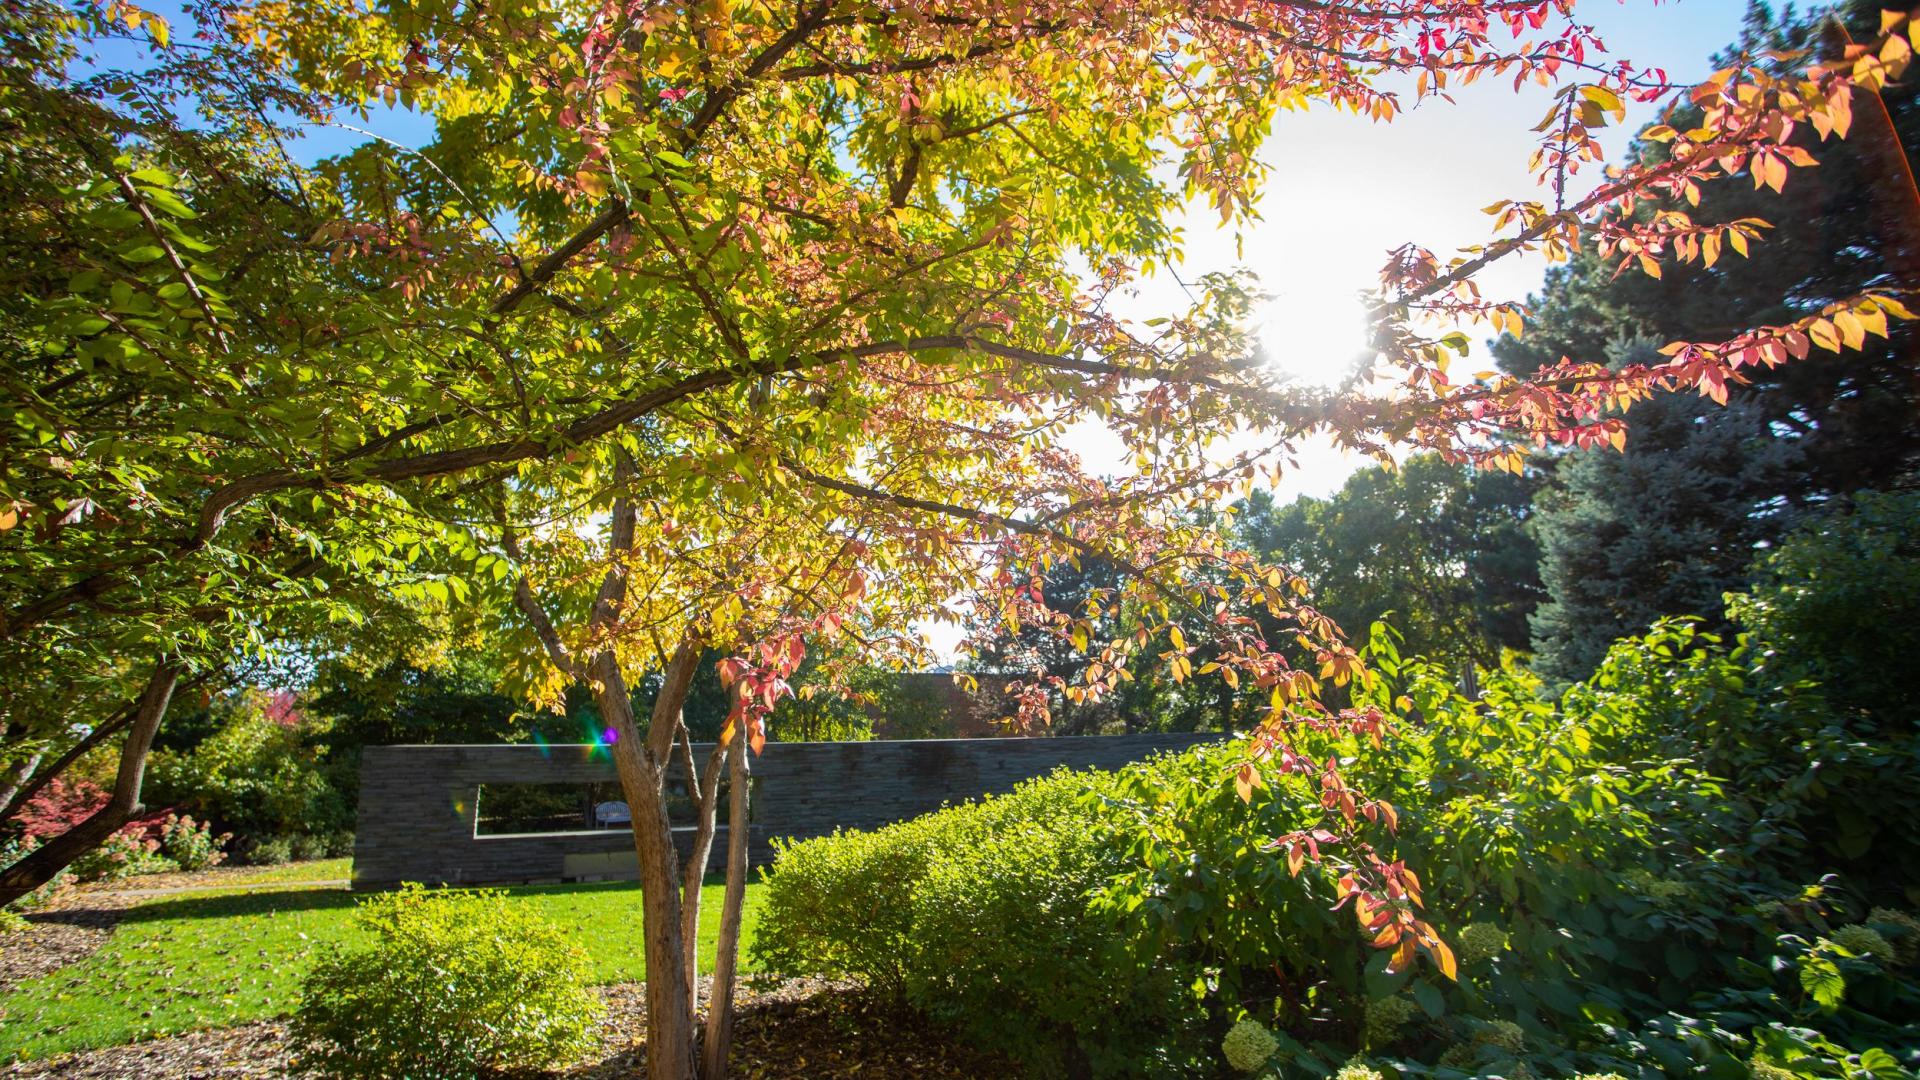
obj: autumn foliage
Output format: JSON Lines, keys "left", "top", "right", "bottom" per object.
{"left": 2, "top": 0, "right": 1918, "bottom": 1076}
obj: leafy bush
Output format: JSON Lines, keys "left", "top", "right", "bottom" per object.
{"left": 67, "top": 829, "right": 175, "bottom": 882}
{"left": 246, "top": 835, "right": 295, "bottom": 866}
{"left": 1731, "top": 491, "right": 1920, "bottom": 721}
{"left": 12, "top": 776, "right": 107, "bottom": 842}
{"left": 758, "top": 768, "right": 1215, "bottom": 1077}
{"left": 149, "top": 690, "right": 353, "bottom": 846}
{"left": 291, "top": 884, "right": 600, "bottom": 1079}
{"left": 157, "top": 813, "right": 229, "bottom": 871}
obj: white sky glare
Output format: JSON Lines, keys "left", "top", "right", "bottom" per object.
{"left": 1075, "top": 0, "right": 1756, "bottom": 502}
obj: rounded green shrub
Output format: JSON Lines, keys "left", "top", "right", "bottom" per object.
{"left": 1830, "top": 924, "right": 1895, "bottom": 966}
{"left": 1456, "top": 922, "right": 1507, "bottom": 965}
{"left": 1223, "top": 1018, "right": 1279, "bottom": 1072}
{"left": 1362, "top": 995, "right": 1417, "bottom": 1046}
{"left": 1473, "top": 1019, "right": 1525, "bottom": 1053}
{"left": 291, "top": 884, "right": 600, "bottom": 1079}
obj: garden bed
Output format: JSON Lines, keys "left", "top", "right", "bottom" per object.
{"left": 0, "top": 978, "right": 1013, "bottom": 1079}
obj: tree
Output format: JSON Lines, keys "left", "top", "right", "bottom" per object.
{"left": 2, "top": 3, "right": 1914, "bottom": 1080}
{"left": 1236, "top": 455, "right": 1544, "bottom": 672}
{"left": 1527, "top": 340, "right": 1807, "bottom": 682}
{"left": 1492, "top": 0, "right": 1920, "bottom": 682}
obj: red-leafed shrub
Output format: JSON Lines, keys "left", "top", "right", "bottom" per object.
{"left": 13, "top": 777, "right": 109, "bottom": 843}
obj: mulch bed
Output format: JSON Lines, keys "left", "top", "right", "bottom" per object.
{"left": 0, "top": 977, "right": 1022, "bottom": 1079}
{"left": 0, "top": 889, "right": 145, "bottom": 994}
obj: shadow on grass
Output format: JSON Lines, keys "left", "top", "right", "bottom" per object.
{"left": 95, "top": 878, "right": 659, "bottom": 926}
{"left": 106, "top": 886, "right": 358, "bottom": 925}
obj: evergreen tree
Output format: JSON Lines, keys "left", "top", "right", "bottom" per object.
{"left": 1493, "top": 0, "right": 1919, "bottom": 679}
{"left": 1529, "top": 343, "right": 1805, "bottom": 683}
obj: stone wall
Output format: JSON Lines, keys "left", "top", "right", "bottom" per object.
{"left": 351, "top": 732, "right": 1222, "bottom": 890}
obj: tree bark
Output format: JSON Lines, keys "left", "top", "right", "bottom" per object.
{"left": 678, "top": 730, "right": 727, "bottom": 1021}
{"left": 701, "top": 730, "right": 752, "bottom": 1080}
{"left": 0, "top": 659, "right": 180, "bottom": 907}
{"left": 586, "top": 640, "right": 706, "bottom": 1080}
{"left": 0, "top": 750, "right": 44, "bottom": 823}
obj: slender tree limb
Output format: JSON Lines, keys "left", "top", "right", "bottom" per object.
{"left": 0, "top": 658, "right": 180, "bottom": 907}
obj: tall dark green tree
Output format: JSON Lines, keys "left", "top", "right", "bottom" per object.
{"left": 1495, "top": 0, "right": 1920, "bottom": 679}
{"left": 1529, "top": 342, "right": 1806, "bottom": 683}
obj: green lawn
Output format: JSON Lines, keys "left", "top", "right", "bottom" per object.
{"left": 212, "top": 857, "right": 352, "bottom": 886}
{"left": 0, "top": 880, "right": 761, "bottom": 1062}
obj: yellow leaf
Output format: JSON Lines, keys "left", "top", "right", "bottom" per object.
{"left": 1808, "top": 318, "right": 1841, "bottom": 352}
{"left": 575, "top": 169, "right": 609, "bottom": 198}
{"left": 1834, "top": 309, "right": 1867, "bottom": 349}
{"left": 1429, "top": 935, "right": 1459, "bottom": 981}
{"left": 1580, "top": 84, "right": 1625, "bottom": 119}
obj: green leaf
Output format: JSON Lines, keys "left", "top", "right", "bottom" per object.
{"left": 1412, "top": 979, "right": 1445, "bottom": 1018}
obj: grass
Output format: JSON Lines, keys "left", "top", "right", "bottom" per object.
{"left": 211, "top": 857, "right": 352, "bottom": 886}
{"left": 0, "top": 879, "right": 761, "bottom": 1062}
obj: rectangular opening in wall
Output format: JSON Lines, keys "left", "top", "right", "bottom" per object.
{"left": 472, "top": 778, "right": 749, "bottom": 836}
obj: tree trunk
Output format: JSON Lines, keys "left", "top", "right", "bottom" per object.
{"left": 588, "top": 644, "right": 704, "bottom": 1080}
{"left": 678, "top": 734, "right": 726, "bottom": 1022}
{"left": 701, "top": 732, "right": 752, "bottom": 1080}
{"left": 0, "top": 665, "right": 218, "bottom": 829}
{"left": 0, "top": 750, "right": 43, "bottom": 822}
{"left": 0, "top": 659, "right": 180, "bottom": 907}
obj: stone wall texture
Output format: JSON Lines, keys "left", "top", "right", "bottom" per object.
{"left": 352, "top": 732, "right": 1223, "bottom": 890}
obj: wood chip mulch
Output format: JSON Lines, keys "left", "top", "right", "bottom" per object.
{"left": 0, "top": 890, "right": 144, "bottom": 994}
{"left": 0, "top": 977, "right": 1025, "bottom": 1079}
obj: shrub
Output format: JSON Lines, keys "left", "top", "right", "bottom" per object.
{"left": 12, "top": 776, "right": 107, "bottom": 842}
{"left": 158, "top": 813, "right": 229, "bottom": 871}
{"left": 1830, "top": 925, "right": 1896, "bottom": 967}
{"left": 1222, "top": 1018, "right": 1278, "bottom": 1072}
{"left": 247, "top": 835, "right": 295, "bottom": 865}
{"left": 291, "top": 884, "right": 600, "bottom": 1079}
{"left": 68, "top": 829, "right": 175, "bottom": 882}
{"left": 757, "top": 767, "right": 1214, "bottom": 1077}
{"left": 149, "top": 690, "right": 352, "bottom": 843}
{"left": 903, "top": 774, "right": 1203, "bottom": 1077}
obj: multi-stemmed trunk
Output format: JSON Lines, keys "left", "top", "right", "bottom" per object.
{"left": 579, "top": 644, "right": 752, "bottom": 1080}
{"left": 702, "top": 731, "right": 752, "bottom": 1078}
{"left": 509, "top": 461, "right": 752, "bottom": 1080}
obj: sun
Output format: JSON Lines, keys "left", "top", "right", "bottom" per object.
{"left": 1256, "top": 284, "right": 1374, "bottom": 388}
